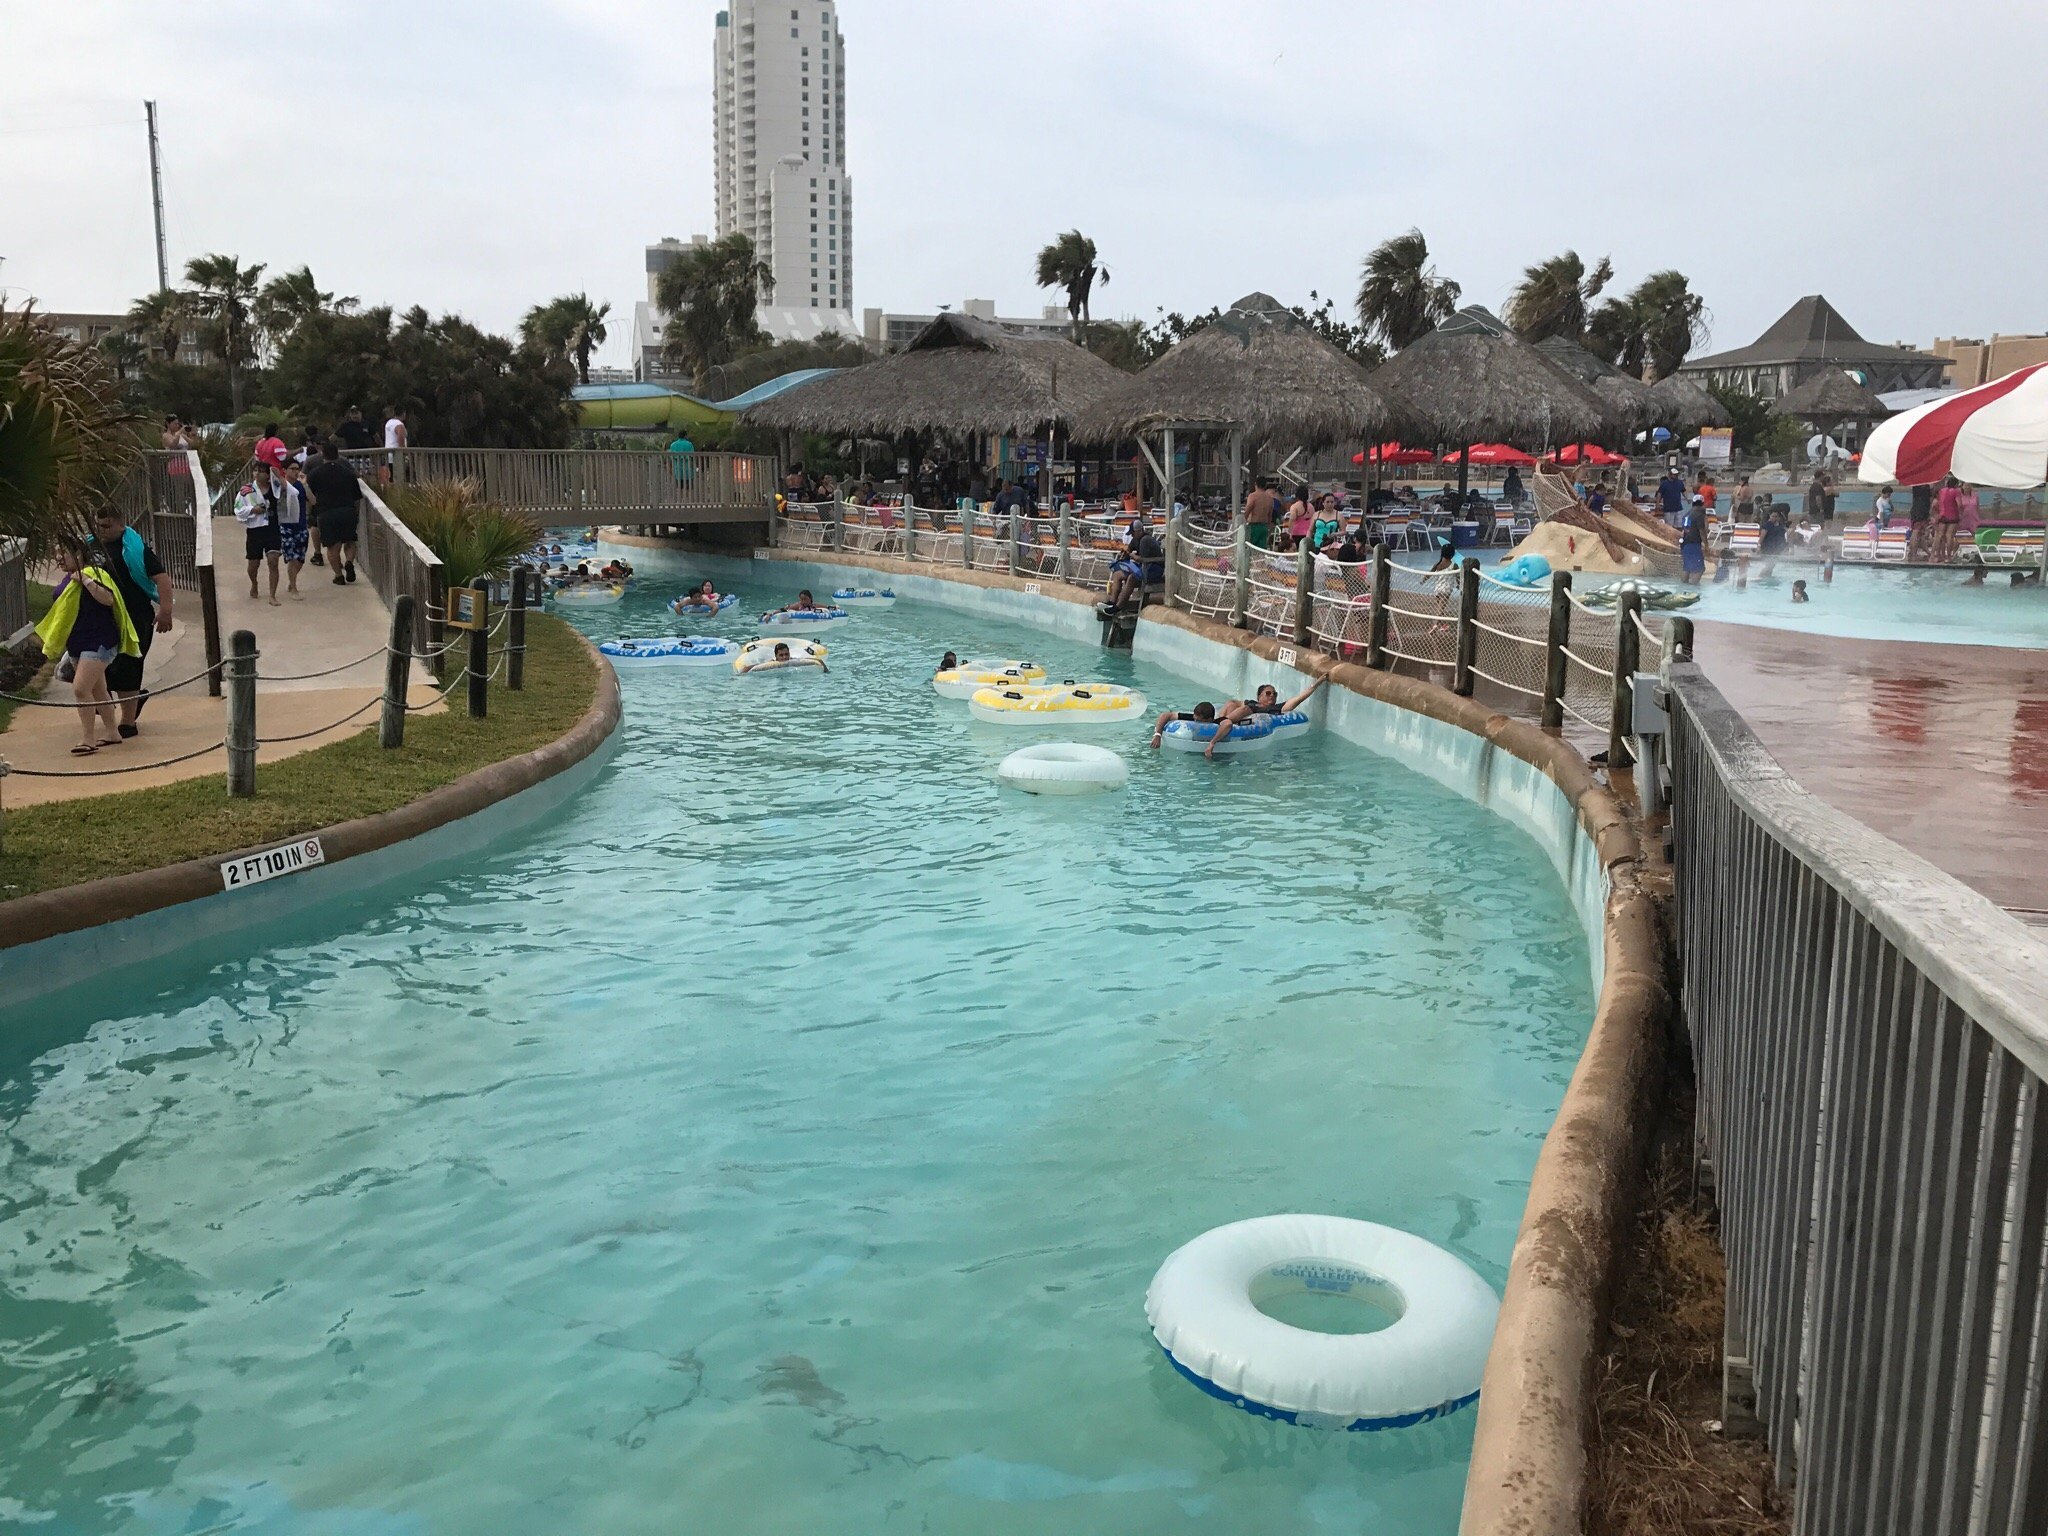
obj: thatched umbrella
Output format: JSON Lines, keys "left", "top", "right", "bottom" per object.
{"left": 1368, "top": 306, "right": 1614, "bottom": 494}
{"left": 1773, "top": 369, "right": 1890, "bottom": 439}
{"left": 743, "top": 311, "right": 1123, "bottom": 441}
{"left": 1644, "top": 372, "right": 1733, "bottom": 433}
{"left": 1075, "top": 292, "right": 1389, "bottom": 448}
{"left": 1533, "top": 336, "right": 1660, "bottom": 433}
{"left": 1072, "top": 292, "right": 1392, "bottom": 525}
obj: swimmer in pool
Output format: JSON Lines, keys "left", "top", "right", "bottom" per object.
{"left": 768, "top": 589, "right": 825, "bottom": 616}
{"left": 938, "top": 651, "right": 959, "bottom": 672}
{"left": 1791, "top": 580, "right": 1809, "bottom": 603}
{"left": 682, "top": 579, "right": 723, "bottom": 608}
{"left": 1150, "top": 699, "right": 1218, "bottom": 748}
{"left": 772, "top": 641, "right": 792, "bottom": 661}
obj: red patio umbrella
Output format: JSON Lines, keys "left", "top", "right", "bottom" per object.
{"left": 1442, "top": 443, "right": 1535, "bottom": 466}
{"left": 1352, "top": 442, "right": 1435, "bottom": 465}
{"left": 1548, "top": 443, "right": 1626, "bottom": 467}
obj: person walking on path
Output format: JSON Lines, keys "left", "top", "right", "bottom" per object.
{"left": 295, "top": 427, "right": 328, "bottom": 566}
{"left": 381, "top": 405, "right": 409, "bottom": 484}
{"left": 35, "top": 535, "right": 139, "bottom": 755}
{"left": 235, "top": 461, "right": 284, "bottom": 606}
{"left": 1656, "top": 467, "right": 1686, "bottom": 525}
{"left": 90, "top": 505, "right": 173, "bottom": 738}
{"left": 666, "top": 430, "right": 696, "bottom": 490}
{"left": 335, "top": 404, "right": 374, "bottom": 453}
{"left": 276, "top": 459, "right": 313, "bottom": 598}
{"left": 1933, "top": 476, "right": 1963, "bottom": 565}
{"left": 307, "top": 441, "right": 363, "bottom": 584}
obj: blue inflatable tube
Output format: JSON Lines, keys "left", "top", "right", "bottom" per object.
{"left": 598, "top": 635, "right": 739, "bottom": 667}
{"left": 1160, "top": 710, "right": 1310, "bottom": 755}
{"left": 671, "top": 592, "right": 740, "bottom": 615}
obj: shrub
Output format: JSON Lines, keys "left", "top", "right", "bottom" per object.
{"left": 0, "top": 302, "right": 139, "bottom": 554}
{"left": 387, "top": 477, "right": 542, "bottom": 590}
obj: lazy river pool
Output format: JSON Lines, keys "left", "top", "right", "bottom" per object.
{"left": 0, "top": 567, "right": 1595, "bottom": 1535}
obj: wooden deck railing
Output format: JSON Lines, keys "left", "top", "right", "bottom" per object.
{"left": 343, "top": 448, "right": 777, "bottom": 525}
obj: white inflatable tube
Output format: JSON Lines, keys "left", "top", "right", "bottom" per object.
{"left": 734, "top": 637, "right": 829, "bottom": 675}
{"left": 551, "top": 583, "right": 624, "bottom": 608}
{"left": 598, "top": 635, "right": 739, "bottom": 667}
{"left": 758, "top": 607, "right": 850, "bottom": 635}
{"left": 996, "top": 742, "right": 1129, "bottom": 795}
{"left": 1159, "top": 709, "right": 1311, "bottom": 756}
{"left": 1146, "top": 1215, "right": 1497, "bottom": 1431}
{"left": 832, "top": 587, "right": 897, "bottom": 608}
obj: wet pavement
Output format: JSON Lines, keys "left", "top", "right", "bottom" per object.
{"left": 1695, "top": 620, "right": 2048, "bottom": 918}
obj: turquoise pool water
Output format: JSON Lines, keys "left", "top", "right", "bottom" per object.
{"left": 0, "top": 572, "right": 1594, "bottom": 1535}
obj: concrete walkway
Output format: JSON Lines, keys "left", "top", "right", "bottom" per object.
{"left": 1696, "top": 620, "right": 2048, "bottom": 919}
{"left": 1, "top": 515, "right": 442, "bottom": 808}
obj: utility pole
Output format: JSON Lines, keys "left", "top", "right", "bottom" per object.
{"left": 144, "top": 100, "right": 168, "bottom": 291}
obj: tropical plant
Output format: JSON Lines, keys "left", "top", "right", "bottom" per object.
{"left": 257, "top": 265, "right": 355, "bottom": 344}
{"left": 521, "top": 294, "right": 612, "bottom": 386}
{"left": 387, "top": 477, "right": 542, "bottom": 589}
{"left": 183, "top": 253, "right": 267, "bottom": 415}
{"left": 97, "top": 330, "right": 148, "bottom": 382}
{"left": 267, "top": 306, "right": 577, "bottom": 448}
{"left": 1356, "top": 229, "right": 1462, "bottom": 352}
{"left": 653, "top": 234, "right": 772, "bottom": 392}
{"left": 0, "top": 303, "right": 139, "bottom": 554}
{"left": 1503, "top": 251, "right": 1613, "bottom": 344}
{"left": 1587, "top": 270, "right": 1711, "bottom": 381}
{"left": 1034, "top": 231, "right": 1110, "bottom": 341}
{"left": 125, "top": 287, "right": 191, "bottom": 365}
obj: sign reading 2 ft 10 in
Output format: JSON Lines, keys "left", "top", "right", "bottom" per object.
{"left": 221, "top": 837, "right": 326, "bottom": 891}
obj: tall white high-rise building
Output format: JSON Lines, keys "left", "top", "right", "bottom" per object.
{"left": 714, "top": 1, "right": 852, "bottom": 315}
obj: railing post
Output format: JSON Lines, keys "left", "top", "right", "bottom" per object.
{"left": 1162, "top": 509, "right": 1181, "bottom": 609}
{"left": 1609, "top": 587, "right": 1642, "bottom": 766}
{"left": 767, "top": 492, "right": 779, "bottom": 549}
{"left": 198, "top": 563, "right": 224, "bottom": 697}
{"left": 1057, "top": 503, "right": 1072, "bottom": 581}
{"left": 1367, "top": 542, "right": 1391, "bottom": 668}
{"left": 1453, "top": 558, "right": 1480, "bottom": 696}
{"left": 1668, "top": 614, "right": 1695, "bottom": 666}
{"left": 508, "top": 569, "right": 528, "bottom": 692}
{"left": 1292, "top": 539, "right": 1316, "bottom": 645}
{"left": 381, "top": 594, "right": 413, "bottom": 747}
{"left": 904, "top": 496, "right": 918, "bottom": 563}
{"left": 225, "top": 629, "right": 257, "bottom": 796}
{"left": 467, "top": 587, "right": 490, "bottom": 719}
{"left": 1542, "top": 570, "right": 1572, "bottom": 730}
{"left": 961, "top": 505, "right": 974, "bottom": 569}
{"left": 426, "top": 565, "right": 447, "bottom": 680}
{"left": 1007, "top": 510, "right": 1020, "bottom": 577}
{"left": 1230, "top": 516, "right": 1249, "bottom": 628}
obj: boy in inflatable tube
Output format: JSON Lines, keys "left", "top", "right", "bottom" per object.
{"left": 1148, "top": 677, "right": 1324, "bottom": 760}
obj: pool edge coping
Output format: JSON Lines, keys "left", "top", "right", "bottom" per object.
{"left": 0, "top": 629, "right": 624, "bottom": 955}
{"left": 733, "top": 543, "right": 1665, "bottom": 1536}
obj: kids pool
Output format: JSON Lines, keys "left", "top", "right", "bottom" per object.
{"left": 0, "top": 572, "right": 1595, "bottom": 1535}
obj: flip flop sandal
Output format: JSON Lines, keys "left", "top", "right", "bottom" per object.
{"left": 70, "top": 742, "right": 98, "bottom": 756}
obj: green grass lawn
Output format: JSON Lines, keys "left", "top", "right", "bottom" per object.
{"left": 0, "top": 613, "right": 600, "bottom": 900}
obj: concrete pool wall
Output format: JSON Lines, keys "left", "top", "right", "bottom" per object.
{"left": 713, "top": 543, "right": 1666, "bottom": 1536}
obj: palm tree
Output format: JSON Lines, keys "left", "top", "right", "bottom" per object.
{"left": 1034, "top": 231, "right": 1109, "bottom": 340}
{"left": 97, "top": 330, "right": 147, "bottom": 383}
{"left": 1587, "top": 270, "right": 1710, "bottom": 380}
{"left": 1503, "top": 251, "right": 1613, "bottom": 344}
{"left": 182, "top": 253, "right": 266, "bottom": 415}
{"left": 1355, "top": 229, "right": 1461, "bottom": 352}
{"left": 653, "top": 235, "right": 771, "bottom": 392}
{"left": 257, "top": 265, "right": 354, "bottom": 343}
{"left": 521, "top": 294, "right": 611, "bottom": 385}
{"left": 125, "top": 287, "right": 189, "bottom": 365}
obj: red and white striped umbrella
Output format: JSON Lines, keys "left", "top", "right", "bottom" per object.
{"left": 1859, "top": 363, "right": 2048, "bottom": 489}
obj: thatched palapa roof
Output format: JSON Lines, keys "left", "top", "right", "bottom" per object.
{"left": 741, "top": 312, "right": 1123, "bottom": 438}
{"left": 1533, "top": 336, "right": 1660, "bottom": 426}
{"left": 1072, "top": 292, "right": 1389, "bottom": 447}
{"left": 1368, "top": 306, "right": 1614, "bottom": 446}
{"left": 1644, "top": 372, "right": 1733, "bottom": 429}
{"left": 1772, "top": 369, "right": 1890, "bottom": 423}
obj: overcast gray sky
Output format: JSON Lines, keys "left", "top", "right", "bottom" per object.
{"left": 3, "top": 0, "right": 2042, "bottom": 368}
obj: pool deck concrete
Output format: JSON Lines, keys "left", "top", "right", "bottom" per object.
{"left": 1694, "top": 619, "right": 2048, "bottom": 918}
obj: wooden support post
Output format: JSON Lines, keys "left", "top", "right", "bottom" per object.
{"left": 1160, "top": 427, "right": 1176, "bottom": 517}
{"left": 1542, "top": 571, "right": 1572, "bottom": 730}
{"left": 1609, "top": 587, "right": 1642, "bottom": 767}
{"left": 1231, "top": 520, "right": 1250, "bottom": 629}
{"left": 961, "top": 502, "right": 974, "bottom": 569}
{"left": 225, "top": 628, "right": 257, "bottom": 796}
{"left": 1367, "top": 542, "right": 1391, "bottom": 668}
{"left": 467, "top": 587, "right": 490, "bottom": 720}
{"left": 381, "top": 594, "right": 413, "bottom": 747}
{"left": 508, "top": 569, "right": 528, "bottom": 691}
{"left": 1453, "top": 558, "right": 1480, "bottom": 697}
{"left": 1292, "top": 538, "right": 1316, "bottom": 645}
{"left": 1007, "top": 508, "right": 1020, "bottom": 577}
{"left": 1057, "top": 502, "right": 1072, "bottom": 582}
{"left": 1668, "top": 615, "right": 1695, "bottom": 664}
{"left": 426, "top": 566, "right": 447, "bottom": 680}
{"left": 198, "top": 564, "right": 223, "bottom": 697}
